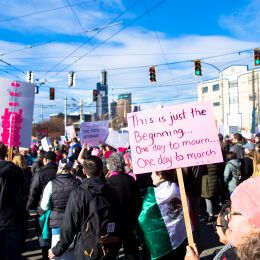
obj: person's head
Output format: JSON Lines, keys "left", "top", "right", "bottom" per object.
{"left": 237, "top": 232, "right": 260, "bottom": 260}
{"left": 233, "top": 133, "right": 243, "bottom": 143}
{"left": 226, "top": 151, "right": 237, "bottom": 161}
{"left": 42, "top": 151, "right": 56, "bottom": 164}
{"left": 82, "top": 155, "right": 103, "bottom": 177}
{"left": 244, "top": 142, "right": 255, "bottom": 156}
{"left": 214, "top": 202, "right": 231, "bottom": 244}
{"left": 12, "top": 154, "right": 27, "bottom": 170}
{"left": 218, "top": 133, "right": 224, "bottom": 142}
{"left": 107, "top": 152, "right": 125, "bottom": 173}
{"left": 255, "top": 133, "right": 260, "bottom": 143}
{"left": 0, "top": 142, "right": 7, "bottom": 160}
{"left": 57, "top": 159, "right": 71, "bottom": 174}
{"left": 228, "top": 176, "right": 260, "bottom": 247}
{"left": 151, "top": 169, "right": 176, "bottom": 186}
{"left": 72, "top": 137, "right": 78, "bottom": 143}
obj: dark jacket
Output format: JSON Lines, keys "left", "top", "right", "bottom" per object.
{"left": 229, "top": 143, "right": 244, "bottom": 159}
{"left": 202, "top": 163, "right": 224, "bottom": 199}
{"left": 108, "top": 173, "right": 142, "bottom": 228}
{"left": 27, "top": 162, "right": 58, "bottom": 211}
{"left": 243, "top": 156, "right": 253, "bottom": 180}
{"left": 52, "top": 176, "right": 119, "bottom": 259}
{"left": 50, "top": 174, "right": 80, "bottom": 228}
{"left": 31, "top": 159, "right": 43, "bottom": 178}
{"left": 0, "top": 160, "right": 27, "bottom": 227}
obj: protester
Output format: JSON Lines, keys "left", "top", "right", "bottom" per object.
{"left": 138, "top": 170, "right": 187, "bottom": 260}
{"left": 107, "top": 152, "right": 142, "bottom": 259}
{"left": 40, "top": 159, "right": 80, "bottom": 259}
{"left": 49, "top": 155, "right": 120, "bottom": 260}
{"left": 229, "top": 133, "right": 245, "bottom": 159}
{"left": 252, "top": 141, "right": 260, "bottom": 178}
{"left": 0, "top": 142, "right": 27, "bottom": 260}
{"left": 185, "top": 176, "right": 260, "bottom": 260}
{"left": 31, "top": 150, "right": 46, "bottom": 178}
{"left": 27, "top": 151, "right": 58, "bottom": 260}
{"left": 243, "top": 142, "right": 254, "bottom": 180}
{"left": 224, "top": 151, "right": 242, "bottom": 195}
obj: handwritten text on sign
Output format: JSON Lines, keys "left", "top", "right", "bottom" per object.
{"left": 127, "top": 102, "right": 223, "bottom": 174}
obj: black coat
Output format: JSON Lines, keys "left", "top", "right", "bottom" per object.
{"left": 0, "top": 160, "right": 27, "bottom": 227}
{"left": 27, "top": 162, "right": 58, "bottom": 211}
{"left": 52, "top": 176, "right": 119, "bottom": 260}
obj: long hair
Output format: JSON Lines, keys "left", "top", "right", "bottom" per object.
{"left": 13, "top": 154, "right": 27, "bottom": 170}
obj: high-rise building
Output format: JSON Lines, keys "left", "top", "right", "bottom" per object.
{"left": 117, "top": 93, "right": 132, "bottom": 127}
{"left": 198, "top": 65, "right": 260, "bottom": 134}
{"left": 110, "top": 101, "right": 117, "bottom": 119}
{"left": 96, "top": 82, "right": 108, "bottom": 120}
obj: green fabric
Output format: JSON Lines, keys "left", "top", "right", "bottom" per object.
{"left": 39, "top": 209, "right": 51, "bottom": 240}
{"left": 138, "top": 187, "right": 172, "bottom": 260}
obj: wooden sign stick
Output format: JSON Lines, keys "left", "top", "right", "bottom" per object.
{"left": 8, "top": 147, "right": 13, "bottom": 161}
{"left": 176, "top": 168, "right": 195, "bottom": 248}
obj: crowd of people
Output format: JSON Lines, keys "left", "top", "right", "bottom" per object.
{"left": 0, "top": 132, "right": 260, "bottom": 260}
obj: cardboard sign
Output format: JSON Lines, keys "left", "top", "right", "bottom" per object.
{"left": 80, "top": 120, "right": 109, "bottom": 147}
{"left": 65, "top": 125, "right": 76, "bottom": 140}
{"left": 127, "top": 101, "right": 223, "bottom": 174}
{"left": 0, "top": 78, "right": 35, "bottom": 148}
{"left": 41, "top": 137, "right": 51, "bottom": 152}
{"left": 105, "top": 130, "right": 129, "bottom": 149}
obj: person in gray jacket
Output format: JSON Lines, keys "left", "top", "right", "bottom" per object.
{"left": 224, "top": 152, "right": 241, "bottom": 195}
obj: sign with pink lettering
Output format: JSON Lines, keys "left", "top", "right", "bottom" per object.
{"left": 0, "top": 78, "right": 35, "bottom": 148}
{"left": 127, "top": 101, "right": 223, "bottom": 174}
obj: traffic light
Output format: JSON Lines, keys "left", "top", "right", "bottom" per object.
{"left": 93, "top": 89, "right": 98, "bottom": 102}
{"left": 149, "top": 66, "right": 156, "bottom": 82}
{"left": 254, "top": 48, "right": 260, "bottom": 66}
{"left": 101, "top": 70, "right": 107, "bottom": 85}
{"left": 49, "top": 88, "right": 55, "bottom": 100}
{"left": 68, "top": 71, "right": 75, "bottom": 87}
{"left": 35, "top": 85, "right": 39, "bottom": 94}
{"left": 27, "top": 70, "right": 33, "bottom": 83}
{"left": 194, "top": 60, "right": 202, "bottom": 76}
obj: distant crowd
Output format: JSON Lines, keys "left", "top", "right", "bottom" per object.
{"left": 0, "top": 132, "right": 260, "bottom": 260}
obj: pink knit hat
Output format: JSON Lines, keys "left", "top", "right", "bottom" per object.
{"left": 231, "top": 176, "right": 260, "bottom": 228}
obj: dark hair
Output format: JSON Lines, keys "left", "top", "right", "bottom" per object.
{"left": 255, "top": 133, "right": 260, "bottom": 138}
{"left": 219, "top": 201, "right": 231, "bottom": 233}
{"left": 234, "top": 133, "right": 243, "bottom": 142}
{"left": 82, "top": 155, "right": 103, "bottom": 177}
{"left": 218, "top": 133, "right": 224, "bottom": 141}
{"left": 226, "top": 151, "right": 237, "bottom": 161}
{"left": 72, "top": 137, "right": 78, "bottom": 143}
{"left": 156, "top": 169, "right": 176, "bottom": 183}
{"left": 0, "top": 142, "right": 7, "bottom": 159}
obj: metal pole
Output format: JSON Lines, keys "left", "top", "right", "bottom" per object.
{"left": 251, "top": 70, "right": 256, "bottom": 134}
{"left": 64, "top": 95, "right": 67, "bottom": 136}
{"left": 80, "top": 98, "right": 83, "bottom": 123}
{"left": 220, "top": 72, "right": 224, "bottom": 127}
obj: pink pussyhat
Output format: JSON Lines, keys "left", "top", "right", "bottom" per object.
{"left": 231, "top": 176, "right": 260, "bottom": 228}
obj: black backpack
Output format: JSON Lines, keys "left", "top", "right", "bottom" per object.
{"left": 81, "top": 187, "right": 120, "bottom": 259}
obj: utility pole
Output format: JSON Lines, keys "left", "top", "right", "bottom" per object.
{"left": 64, "top": 95, "right": 67, "bottom": 136}
{"left": 80, "top": 99, "right": 83, "bottom": 123}
{"left": 251, "top": 69, "right": 256, "bottom": 134}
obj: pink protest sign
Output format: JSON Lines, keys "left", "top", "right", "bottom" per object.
{"left": 0, "top": 78, "right": 35, "bottom": 148}
{"left": 127, "top": 101, "right": 223, "bottom": 174}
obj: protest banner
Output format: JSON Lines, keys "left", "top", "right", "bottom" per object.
{"left": 105, "top": 130, "right": 129, "bottom": 149}
{"left": 65, "top": 125, "right": 76, "bottom": 140}
{"left": 127, "top": 101, "right": 223, "bottom": 174}
{"left": 41, "top": 137, "right": 51, "bottom": 152}
{"left": 127, "top": 101, "right": 223, "bottom": 247}
{"left": 80, "top": 120, "right": 109, "bottom": 147}
{"left": 0, "top": 78, "right": 35, "bottom": 159}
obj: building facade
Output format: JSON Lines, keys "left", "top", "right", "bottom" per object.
{"left": 96, "top": 82, "right": 109, "bottom": 120}
{"left": 198, "top": 65, "right": 260, "bottom": 133}
{"left": 117, "top": 93, "right": 132, "bottom": 127}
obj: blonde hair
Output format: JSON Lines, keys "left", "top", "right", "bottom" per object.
{"left": 237, "top": 232, "right": 260, "bottom": 260}
{"left": 12, "top": 154, "right": 27, "bottom": 170}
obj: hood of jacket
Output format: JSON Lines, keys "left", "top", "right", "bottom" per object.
{"left": 227, "top": 159, "right": 241, "bottom": 168}
{"left": 0, "top": 161, "right": 17, "bottom": 178}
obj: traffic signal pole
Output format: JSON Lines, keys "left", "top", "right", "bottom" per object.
{"left": 64, "top": 95, "right": 67, "bottom": 136}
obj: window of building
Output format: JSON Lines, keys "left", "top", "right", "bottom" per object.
{"left": 213, "top": 102, "right": 220, "bottom": 107}
{"left": 212, "top": 84, "right": 219, "bottom": 91}
{"left": 230, "top": 96, "right": 238, "bottom": 104}
{"left": 202, "top": 86, "right": 208, "bottom": 93}
{"left": 229, "top": 80, "right": 238, "bottom": 88}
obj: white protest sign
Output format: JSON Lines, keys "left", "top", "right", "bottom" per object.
{"left": 65, "top": 125, "right": 76, "bottom": 140}
{"left": 59, "top": 136, "right": 67, "bottom": 145}
{"left": 41, "top": 137, "right": 51, "bottom": 152}
{"left": 105, "top": 130, "right": 129, "bottom": 149}
{"left": 80, "top": 120, "right": 109, "bottom": 147}
{"left": 127, "top": 101, "right": 223, "bottom": 174}
{"left": 0, "top": 78, "right": 35, "bottom": 148}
